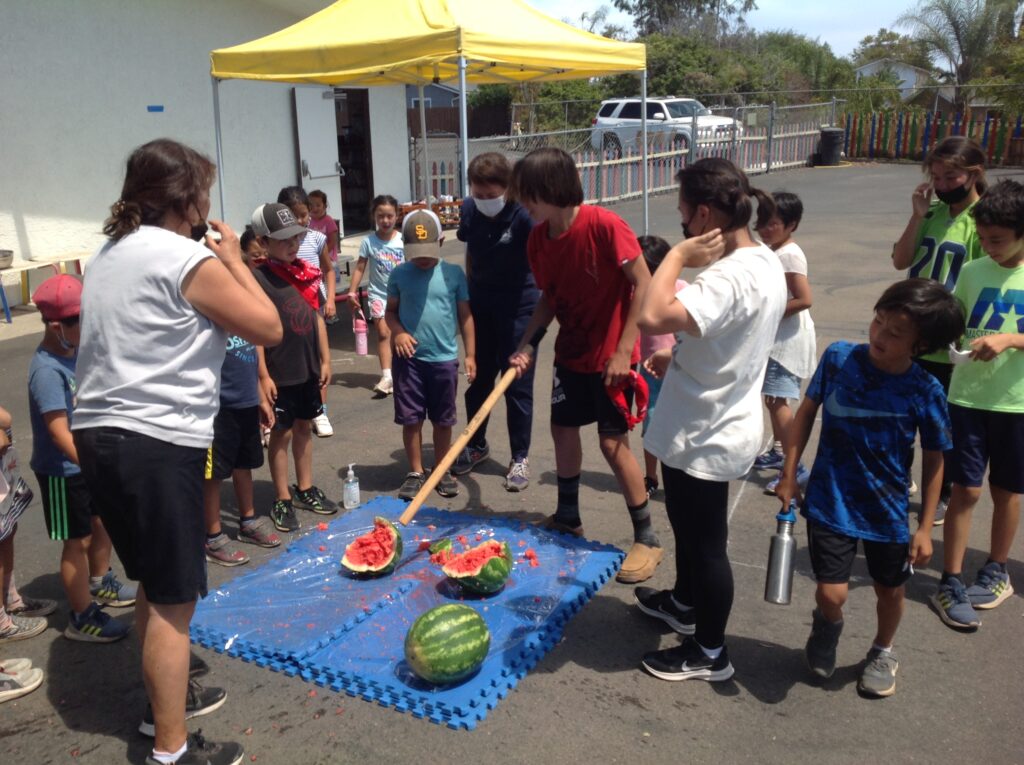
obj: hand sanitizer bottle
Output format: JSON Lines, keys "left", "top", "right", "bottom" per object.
{"left": 343, "top": 463, "right": 360, "bottom": 510}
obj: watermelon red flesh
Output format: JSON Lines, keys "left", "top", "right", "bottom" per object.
{"left": 440, "top": 540, "right": 512, "bottom": 594}
{"left": 404, "top": 604, "right": 491, "bottom": 685}
{"left": 341, "top": 517, "right": 402, "bottom": 574}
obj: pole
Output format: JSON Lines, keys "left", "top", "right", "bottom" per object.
{"left": 766, "top": 100, "right": 776, "bottom": 174}
{"left": 417, "top": 83, "right": 430, "bottom": 201}
{"left": 458, "top": 55, "right": 470, "bottom": 198}
{"left": 640, "top": 70, "right": 649, "bottom": 235}
{"left": 211, "top": 76, "right": 226, "bottom": 219}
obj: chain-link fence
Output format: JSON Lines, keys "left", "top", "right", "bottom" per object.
{"left": 408, "top": 100, "right": 844, "bottom": 203}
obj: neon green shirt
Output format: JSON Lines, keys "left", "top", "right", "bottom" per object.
{"left": 948, "top": 257, "right": 1024, "bottom": 413}
{"left": 909, "top": 200, "right": 985, "bottom": 364}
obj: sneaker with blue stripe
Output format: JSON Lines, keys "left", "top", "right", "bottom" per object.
{"left": 966, "top": 562, "right": 1014, "bottom": 610}
{"left": 90, "top": 569, "right": 137, "bottom": 607}
{"left": 931, "top": 577, "right": 981, "bottom": 630}
{"left": 752, "top": 449, "right": 784, "bottom": 470}
{"left": 64, "top": 603, "right": 130, "bottom": 643}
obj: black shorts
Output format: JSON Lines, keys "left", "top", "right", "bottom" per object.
{"left": 73, "top": 427, "right": 207, "bottom": 605}
{"left": 205, "top": 406, "right": 264, "bottom": 481}
{"left": 34, "top": 472, "right": 97, "bottom": 541}
{"left": 807, "top": 521, "right": 910, "bottom": 589}
{"left": 947, "top": 403, "right": 1024, "bottom": 494}
{"left": 273, "top": 378, "right": 323, "bottom": 430}
{"left": 550, "top": 364, "right": 630, "bottom": 435}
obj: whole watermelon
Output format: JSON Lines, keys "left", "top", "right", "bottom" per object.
{"left": 341, "top": 516, "right": 403, "bottom": 575}
{"left": 404, "top": 604, "right": 490, "bottom": 685}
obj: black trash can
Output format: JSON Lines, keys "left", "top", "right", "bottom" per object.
{"left": 819, "top": 127, "right": 844, "bottom": 166}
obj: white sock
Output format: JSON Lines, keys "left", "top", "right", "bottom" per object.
{"left": 89, "top": 574, "right": 104, "bottom": 586}
{"left": 773, "top": 440, "right": 783, "bottom": 453}
{"left": 150, "top": 742, "right": 187, "bottom": 764}
{"left": 698, "top": 642, "right": 723, "bottom": 660}
{"left": 670, "top": 594, "right": 693, "bottom": 612}
{"left": 382, "top": 368, "right": 392, "bottom": 380}
{"left": 872, "top": 642, "right": 893, "bottom": 654}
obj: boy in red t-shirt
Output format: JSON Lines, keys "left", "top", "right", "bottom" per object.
{"left": 509, "top": 148, "right": 660, "bottom": 583}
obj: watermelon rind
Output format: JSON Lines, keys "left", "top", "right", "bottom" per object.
{"left": 404, "top": 604, "right": 491, "bottom": 685}
{"left": 341, "top": 516, "right": 403, "bottom": 575}
{"left": 441, "top": 540, "right": 513, "bottom": 594}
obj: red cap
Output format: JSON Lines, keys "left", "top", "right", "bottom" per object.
{"left": 32, "top": 275, "right": 82, "bottom": 321}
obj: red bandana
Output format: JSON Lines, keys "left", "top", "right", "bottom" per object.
{"left": 605, "top": 370, "right": 650, "bottom": 431}
{"left": 266, "top": 258, "right": 321, "bottom": 310}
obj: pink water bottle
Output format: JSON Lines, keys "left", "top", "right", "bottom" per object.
{"left": 353, "top": 313, "right": 368, "bottom": 356}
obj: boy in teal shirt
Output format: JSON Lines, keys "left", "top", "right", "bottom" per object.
{"left": 932, "top": 179, "right": 1024, "bottom": 630}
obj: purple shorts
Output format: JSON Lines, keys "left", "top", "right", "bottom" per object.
{"left": 393, "top": 356, "right": 459, "bottom": 426}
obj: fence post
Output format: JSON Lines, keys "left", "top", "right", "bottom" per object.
{"left": 691, "top": 109, "right": 698, "bottom": 164}
{"left": 733, "top": 106, "right": 740, "bottom": 165}
{"left": 766, "top": 101, "right": 776, "bottom": 174}
{"left": 597, "top": 147, "right": 605, "bottom": 204}
{"left": 830, "top": 96, "right": 837, "bottom": 126}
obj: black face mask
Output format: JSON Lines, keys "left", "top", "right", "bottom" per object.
{"left": 935, "top": 184, "right": 971, "bottom": 205}
{"left": 190, "top": 222, "right": 209, "bottom": 242}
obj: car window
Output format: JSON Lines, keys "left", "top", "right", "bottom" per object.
{"left": 619, "top": 102, "right": 642, "bottom": 119}
{"left": 665, "top": 101, "right": 693, "bottom": 119}
{"left": 694, "top": 100, "right": 712, "bottom": 116}
{"left": 646, "top": 103, "right": 667, "bottom": 119}
{"left": 598, "top": 103, "right": 617, "bottom": 118}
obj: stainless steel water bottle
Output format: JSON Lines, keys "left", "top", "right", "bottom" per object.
{"left": 764, "top": 504, "right": 797, "bottom": 605}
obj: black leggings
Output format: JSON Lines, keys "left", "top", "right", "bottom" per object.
{"left": 662, "top": 463, "right": 732, "bottom": 649}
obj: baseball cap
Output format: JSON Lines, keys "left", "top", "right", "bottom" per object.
{"left": 32, "top": 274, "right": 82, "bottom": 321}
{"left": 250, "top": 203, "right": 307, "bottom": 240}
{"left": 401, "top": 209, "right": 443, "bottom": 260}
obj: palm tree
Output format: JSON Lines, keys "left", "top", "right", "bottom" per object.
{"left": 896, "top": 0, "right": 1015, "bottom": 109}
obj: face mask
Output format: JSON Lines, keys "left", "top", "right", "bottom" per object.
{"left": 190, "top": 222, "right": 209, "bottom": 242}
{"left": 934, "top": 184, "right": 971, "bottom": 205}
{"left": 473, "top": 195, "right": 505, "bottom": 218}
{"left": 57, "top": 326, "right": 74, "bottom": 352}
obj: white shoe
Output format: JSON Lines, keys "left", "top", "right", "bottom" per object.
{"left": 372, "top": 376, "right": 394, "bottom": 396}
{"left": 312, "top": 411, "right": 334, "bottom": 437}
{"left": 909, "top": 480, "right": 919, "bottom": 496}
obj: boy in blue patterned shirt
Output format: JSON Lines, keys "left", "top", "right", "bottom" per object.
{"left": 776, "top": 279, "right": 964, "bottom": 697}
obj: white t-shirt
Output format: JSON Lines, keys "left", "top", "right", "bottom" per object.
{"left": 644, "top": 244, "right": 787, "bottom": 481}
{"left": 769, "top": 241, "right": 817, "bottom": 379}
{"left": 72, "top": 226, "right": 228, "bottom": 449}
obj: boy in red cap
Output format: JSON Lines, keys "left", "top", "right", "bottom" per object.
{"left": 27, "top": 275, "right": 133, "bottom": 642}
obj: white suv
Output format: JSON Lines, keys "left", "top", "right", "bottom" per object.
{"left": 590, "top": 97, "right": 741, "bottom": 154}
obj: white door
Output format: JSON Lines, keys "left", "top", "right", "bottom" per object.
{"left": 293, "top": 86, "right": 345, "bottom": 236}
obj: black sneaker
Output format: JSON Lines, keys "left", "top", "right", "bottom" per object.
{"left": 641, "top": 636, "right": 735, "bottom": 682}
{"left": 270, "top": 499, "right": 299, "bottom": 532}
{"left": 291, "top": 484, "right": 338, "bottom": 515}
{"left": 397, "top": 472, "right": 425, "bottom": 501}
{"left": 633, "top": 587, "right": 696, "bottom": 635}
{"left": 644, "top": 476, "right": 659, "bottom": 498}
{"left": 139, "top": 680, "right": 227, "bottom": 737}
{"left": 435, "top": 470, "right": 459, "bottom": 498}
{"left": 144, "top": 730, "right": 243, "bottom": 765}
{"left": 805, "top": 608, "right": 844, "bottom": 679}
{"left": 189, "top": 652, "right": 210, "bottom": 679}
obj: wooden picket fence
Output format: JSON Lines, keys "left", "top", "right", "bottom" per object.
{"left": 843, "top": 111, "right": 1024, "bottom": 165}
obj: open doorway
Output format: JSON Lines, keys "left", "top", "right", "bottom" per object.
{"left": 336, "top": 89, "right": 373, "bottom": 233}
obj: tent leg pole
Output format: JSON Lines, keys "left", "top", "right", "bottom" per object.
{"left": 418, "top": 84, "right": 430, "bottom": 201}
{"left": 458, "top": 56, "right": 470, "bottom": 198}
{"left": 641, "top": 70, "right": 649, "bottom": 236}
{"left": 211, "top": 76, "right": 227, "bottom": 220}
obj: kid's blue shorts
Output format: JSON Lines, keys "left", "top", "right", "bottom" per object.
{"left": 947, "top": 403, "right": 1024, "bottom": 494}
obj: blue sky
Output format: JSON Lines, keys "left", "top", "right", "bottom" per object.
{"left": 527, "top": 0, "right": 920, "bottom": 57}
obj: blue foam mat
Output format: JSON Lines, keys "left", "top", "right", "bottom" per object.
{"left": 192, "top": 497, "right": 623, "bottom": 729}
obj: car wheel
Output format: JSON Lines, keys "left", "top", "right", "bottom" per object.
{"left": 603, "top": 133, "right": 622, "bottom": 158}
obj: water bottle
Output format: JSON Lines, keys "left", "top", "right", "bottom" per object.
{"left": 353, "top": 313, "right": 368, "bottom": 356}
{"left": 764, "top": 504, "right": 798, "bottom": 605}
{"left": 343, "top": 463, "right": 360, "bottom": 510}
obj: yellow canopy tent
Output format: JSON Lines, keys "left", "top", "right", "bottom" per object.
{"left": 209, "top": 0, "right": 651, "bottom": 228}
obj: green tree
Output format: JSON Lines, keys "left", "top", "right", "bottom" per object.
{"left": 613, "top": 0, "right": 757, "bottom": 37}
{"left": 851, "top": 28, "right": 934, "bottom": 70}
{"left": 896, "top": 0, "right": 1015, "bottom": 108}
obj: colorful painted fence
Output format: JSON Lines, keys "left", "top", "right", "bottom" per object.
{"left": 843, "top": 111, "right": 1024, "bottom": 164}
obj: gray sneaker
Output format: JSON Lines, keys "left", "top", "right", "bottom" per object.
{"left": 805, "top": 608, "right": 843, "bottom": 678}
{"left": 435, "top": 471, "right": 459, "bottom": 498}
{"left": 858, "top": 647, "right": 898, "bottom": 697}
{"left": 452, "top": 444, "right": 489, "bottom": 476}
{"left": 0, "top": 615, "right": 47, "bottom": 644}
{"left": 504, "top": 458, "right": 530, "bottom": 492}
{"left": 398, "top": 472, "right": 425, "bottom": 501}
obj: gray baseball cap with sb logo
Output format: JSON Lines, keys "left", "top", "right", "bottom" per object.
{"left": 401, "top": 209, "right": 442, "bottom": 260}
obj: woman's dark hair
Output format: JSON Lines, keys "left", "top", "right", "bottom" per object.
{"left": 756, "top": 190, "right": 803, "bottom": 230}
{"left": 972, "top": 179, "right": 1024, "bottom": 237}
{"left": 468, "top": 152, "right": 512, "bottom": 188}
{"left": 924, "top": 136, "right": 987, "bottom": 195}
{"left": 103, "top": 139, "right": 217, "bottom": 242}
{"left": 510, "top": 148, "right": 583, "bottom": 207}
{"left": 308, "top": 189, "right": 328, "bottom": 205}
{"left": 874, "top": 278, "right": 965, "bottom": 356}
{"left": 239, "top": 225, "right": 258, "bottom": 254}
{"left": 676, "top": 158, "right": 773, "bottom": 233}
{"left": 638, "top": 235, "right": 671, "bottom": 272}
{"left": 369, "top": 194, "right": 400, "bottom": 216}
{"left": 277, "top": 185, "right": 310, "bottom": 210}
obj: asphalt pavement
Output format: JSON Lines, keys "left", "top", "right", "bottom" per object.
{"left": 1, "top": 162, "right": 1022, "bottom": 764}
